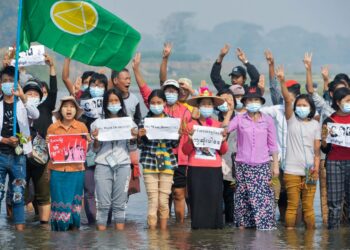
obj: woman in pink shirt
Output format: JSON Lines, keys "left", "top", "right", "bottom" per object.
{"left": 228, "top": 87, "right": 279, "bottom": 230}
{"left": 182, "top": 84, "right": 228, "bottom": 229}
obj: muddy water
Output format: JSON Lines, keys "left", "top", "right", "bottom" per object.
{"left": 0, "top": 90, "right": 349, "bottom": 249}
{"left": 1, "top": 184, "right": 350, "bottom": 249}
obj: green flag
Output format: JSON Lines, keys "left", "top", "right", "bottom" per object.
{"left": 20, "top": 0, "right": 141, "bottom": 71}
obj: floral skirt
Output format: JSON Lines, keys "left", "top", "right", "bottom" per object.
{"left": 50, "top": 170, "right": 84, "bottom": 231}
{"left": 235, "top": 162, "right": 276, "bottom": 230}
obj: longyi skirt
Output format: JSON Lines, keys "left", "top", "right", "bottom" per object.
{"left": 188, "top": 166, "right": 223, "bottom": 229}
{"left": 50, "top": 170, "right": 84, "bottom": 231}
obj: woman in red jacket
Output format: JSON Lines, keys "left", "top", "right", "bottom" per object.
{"left": 182, "top": 84, "right": 228, "bottom": 229}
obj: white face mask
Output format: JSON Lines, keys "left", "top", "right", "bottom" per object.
{"left": 27, "top": 97, "right": 40, "bottom": 107}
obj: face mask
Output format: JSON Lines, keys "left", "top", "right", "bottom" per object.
{"left": 295, "top": 106, "right": 310, "bottom": 119}
{"left": 1, "top": 82, "right": 14, "bottom": 96}
{"left": 81, "top": 84, "right": 89, "bottom": 91}
{"left": 341, "top": 103, "right": 350, "bottom": 114}
{"left": 246, "top": 102, "right": 261, "bottom": 113}
{"left": 40, "top": 95, "right": 47, "bottom": 104}
{"left": 27, "top": 97, "right": 40, "bottom": 107}
{"left": 107, "top": 103, "right": 122, "bottom": 115}
{"left": 165, "top": 92, "right": 178, "bottom": 105}
{"left": 90, "top": 87, "right": 104, "bottom": 98}
{"left": 150, "top": 104, "right": 164, "bottom": 115}
{"left": 235, "top": 99, "right": 243, "bottom": 110}
{"left": 199, "top": 107, "right": 214, "bottom": 118}
{"left": 217, "top": 102, "right": 229, "bottom": 112}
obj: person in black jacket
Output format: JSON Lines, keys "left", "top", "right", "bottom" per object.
{"left": 33, "top": 55, "right": 57, "bottom": 138}
{"left": 26, "top": 54, "right": 57, "bottom": 225}
{"left": 210, "top": 44, "right": 260, "bottom": 93}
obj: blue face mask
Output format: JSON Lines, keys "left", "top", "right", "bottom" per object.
{"left": 295, "top": 106, "right": 310, "bottom": 119}
{"left": 1, "top": 82, "right": 14, "bottom": 96}
{"left": 90, "top": 87, "right": 104, "bottom": 98}
{"left": 217, "top": 102, "right": 229, "bottom": 112}
{"left": 81, "top": 84, "right": 89, "bottom": 91}
{"left": 246, "top": 102, "right": 261, "bottom": 113}
{"left": 107, "top": 103, "right": 122, "bottom": 114}
{"left": 341, "top": 103, "right": 350, "bottom": 114}
{"left": 200, "top": 107, "right": 214, "bottom": 118}
{"left": 27, "top": 97, "right": 40, "bottom": 107}
{"left": 235, "top": 99, "right": 243, "bottom": 110}
{"left": 165, "top": 92, "right": 178, "bottom": 105}
{"left": 150, "top": 104, "right": 164, "bottom": 115}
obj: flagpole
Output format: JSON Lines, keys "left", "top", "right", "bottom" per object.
{"left": 13, "top": 0, "right": 24, "bottom": 136}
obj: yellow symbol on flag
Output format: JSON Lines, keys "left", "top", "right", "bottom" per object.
{"left": 50, "top": 1, "right": 98, "bottom": 36}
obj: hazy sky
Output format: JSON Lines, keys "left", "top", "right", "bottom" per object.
{"left": 95, "top": 0, "right": 350, "bottom": 37}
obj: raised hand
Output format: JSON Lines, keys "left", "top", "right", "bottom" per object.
{"left": 264, "top": 50, "right": 274, "bottom": 65}
{"left": 321, "top": 65, "right": 330, "bottom": 81}
{"left": 303, "top": 52, "right": 313, "bottom": 70}
{"left": 219, "top": 44, "right": 230, "bottom": 58}
{"left": 132, "top": 52, "right": 141, "bottom": 69}
{"left": 236, "top": 48, "right": 248, "bottom": 63}
{"left": 275, "top": 65, "right": 285, "bottom": 83}
{"left": 12, "top": 84, "right": 26, "bottom": 103}
{"left": 162, "top": 42, "right": 172, "bottom": 59}
{"left": 73, "top": 77, "right": 82, "bottom": 96}
{"left": 44, "top": 54, "right": 54, "bottom": 67}
{"left": 258, "top": 74, "right": 265, "bottom": 90}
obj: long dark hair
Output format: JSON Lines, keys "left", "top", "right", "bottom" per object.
{"left": 293, "top": 94, "right": 316, "bottom": 119}
{"left": 103, "top": 88, "right": 127, "bottom": 118}
{"left": 146, "top": 89, "right": 166, "bottom": 117}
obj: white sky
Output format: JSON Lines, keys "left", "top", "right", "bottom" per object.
{"left": 95, "top": 0, "right": 350, "bottom": 37}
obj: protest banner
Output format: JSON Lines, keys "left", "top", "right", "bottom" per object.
{"left": 95, "top": 117, "right": 136, "bottom": 141}
{"left": 192, "top": 125, "right": 224, "bottom": 150}
{"left": 144, "top": 118, "right": 181, "bottom": 140}
{"left": 326, "top": 122, "right": 350, "bottom": 148}
{"left": 48, "top": 134, "right": 88, "bottom": 164}
{"left": 10, "top": 45, "right": 45, "bottom": 67}
{"left": 80, "top": 97, "right": 103, "bottom": 119}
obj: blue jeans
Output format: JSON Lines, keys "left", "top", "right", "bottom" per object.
{"left": 0, "top": 153, "right": 26, "bottom": 224}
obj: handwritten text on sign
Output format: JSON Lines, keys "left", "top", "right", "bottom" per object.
{"left": 95, "top": 117, "right": 136, "bottom": 141}
{"left": 48, "top": 134, "right": 88, "bottom": 164}
{"left": 144, "top": 118, "right": 181, "bottom": 140}
{"left": 11, "top": 45, "right": 46, "bottom": 67}
{"left": 80, "top": 97, "right": 103, "bottom": 119}
{"left": 192, "top": 125, "right": 224, "bottom": 150}
{"left": 326, "top": 122, "right": 350, "bottom": 148}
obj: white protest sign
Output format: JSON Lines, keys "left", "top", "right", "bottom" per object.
{"left": 192, "top": 125, "right": 224, "bottom": 150}
{"left": 11, "top": 45, "right": 46, "bottom": 67}
{"left": 95, "top": 117, "right": 135, "bottom": 141}
{"left": 80, "top": 97, "right": 103, "bottom": 119}
{"left": 144, "top": 118, "right": 181, "bottom": 140}
{"left": 326, "top": 122, "right": 350, "bottom": 148}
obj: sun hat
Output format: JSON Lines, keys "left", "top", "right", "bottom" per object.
{"left": 52, "top": 96, "right": 84, "bottom": 120}
{"left": 186, "top": 81, "right": 225, "bottom": 107}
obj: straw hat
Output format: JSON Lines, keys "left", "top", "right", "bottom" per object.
{"left": 52, "top": 96, "right": 84, "bottom": 120}
{"left": 186, "top": 81, "right": 225, "bottom": 107}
